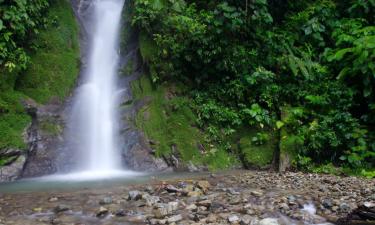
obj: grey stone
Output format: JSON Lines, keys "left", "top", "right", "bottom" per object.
{"left": 228, "top": 215, "right": 240, "bottom": 223}
{"left": 167, "top": 214, "right": 183, "bottom": 223}
{"left": 128, "top": 190, "right": 142, "bottom": 200}
{"left": 54, "top": 204, "right": 70, "bottom": 213}
{"left": 99, "top": 196, "right": 113, "bottom": 205}
{"left": 258, "top": 218, "right": 280, "bottom": 225}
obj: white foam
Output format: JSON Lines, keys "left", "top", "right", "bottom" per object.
{"left": 36, "top": 170, "right": 142, "bottom": 182}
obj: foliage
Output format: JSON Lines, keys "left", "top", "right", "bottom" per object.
{"left": 0, "top": 0, "right": 49, "bottom": 71}
{"left": 131, "top": 0, "right": 375, "bottom": 172}
{"left": 0, "top": 0, "right": 79, "bottom": 151}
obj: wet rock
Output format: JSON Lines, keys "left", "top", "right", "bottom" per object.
{"left": 322, "top": 199, "right": 333, "bottom": 209}
{"left": 340, "top": 203, "right": 351, "bottom": 213}
{"left": 167, "top": 214, "right": 183, "bottom": 223}
{"left": 99, "top": 196, "right": 113, "bottom": 205}
{"left": 241, "top": 215, "right": 257, "bottom": 225}
{"left": 207, "top": 214, "right": 217, "bottom": 223}
{"left": 165, "top": 184, "right": 180, "bottom": 193}
{"left": 48, "top": 197, "right": 58, "bottom": 202}
{"left": 115, "top": 209, "right": 126, "bottom": 217}
{"left": 258, "top": 218, "right": 280, "bottom": 225}
{"left": 228, "top": 215, "right": 240, "bottom": 223}
{"left": 0, "top": 155, "right": 26, "bottom": 182}
{"left": 196, "top": 180, "right": 211, "bottom": 193}
{"left": 251, "top": 190, "right": 263, "bottom": 197}
{"left": 54, "top": 204, "right": 70, "bottom": 213}
{"left": 197, "top": 199, "right": 211, "bottom": 208}
{"left": 167, "top": 201, "right": 179, "bottom": 212}
{"left": 227, "top": 188, "right": 240, "bottom": 195}
{"left": 96, "top": 206, "right": 109, "bottom": 217}
{"left": 153, "top": 206, "right": 168, "bottom": 219}
{"left": 143, "top": 194, "right": 160, "bottom": 206}
{"left": 186, "top": 204, "right": 197, "bottom": 211}
{"left": 128, "top": 190, "right": 142, "bottom": 200}
{"left": 187, "top": 190, "right": 202, "bottom": 197}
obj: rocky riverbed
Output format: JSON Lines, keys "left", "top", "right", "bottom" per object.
{"left": 0, "top": 170, "right": 374, "bottom": 225}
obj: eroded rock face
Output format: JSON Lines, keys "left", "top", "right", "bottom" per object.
{"left": 118, "top": 46, "right": 171, "bottom": 172}
{"left": 21, "top": 99, "right": 64, "bottom": 178}
{"left": 0, "top": 155, "right": 26, "bottom": 182}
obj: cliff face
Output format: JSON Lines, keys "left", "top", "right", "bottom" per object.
{"left": 0, "top": 0, "right": 80, "bottom": 181}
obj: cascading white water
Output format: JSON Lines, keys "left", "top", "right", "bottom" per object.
{"left": 65, "top": 0, "right": 127, "bottom": 176}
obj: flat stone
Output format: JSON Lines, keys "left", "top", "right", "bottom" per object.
{"left": 258, "top": 218, "right": 280, "bottom": 225}
{"left": 228, "top": 215, "right": 240, "bottom": 223}
{"left": 251, "top": 190, "right": 263, "bottom": 197}
{"left": 54, "top": 204, "right": 70, "bottom": 213}
{"left": 96, "top": 206, "right": 109, "bottom": 218}
{"left": 167, "top": 201, "right": 179, "bottom": 212}
{"left": 167, "top": 214, "right": 183, "bottom": 223}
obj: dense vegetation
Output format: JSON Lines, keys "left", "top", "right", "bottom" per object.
{"left": 130, "top": 0, "right": 374, "bottom": 175}
{"left": 0, "top": 0, "right": 79, "bottom": 156}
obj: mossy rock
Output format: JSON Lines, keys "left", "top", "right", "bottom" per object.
{"left": 131, "top": 74, "right": 236, "bottom": 170}
{"left": 278, "top": 106, "right": 304, "bottom": 172}
{"left": 238, "top": 129, "right": 277, "bottom": 168}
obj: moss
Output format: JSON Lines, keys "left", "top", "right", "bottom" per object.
{"left": 120, "top": 59, "right": 134, "bottom": 77}
{"left": 39, "top": 120, "right": 61, "bottom": 136}
{"left": 139, "top": 32, "right": 158, "bottom": 63}
{"left": 238, "top": 129, "right": 277, "bottom": 168}
{"left": 0, "top": 155, "right": 18, "bottom": 167}
{"left": 16, "top": 0, "right": 79, "bottom": 104}
{"left": 0, "top": 0, "right": 79, "bottom": 150}
{"left": 132, "top": 75, "right": 233, "bottom": 168}
{"left": 0, "top": 113, "right": 31, "bottom": 150}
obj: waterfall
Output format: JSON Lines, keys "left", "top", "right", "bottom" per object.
{"left": 65, "top": 0, "right": 126, "bottom": 176}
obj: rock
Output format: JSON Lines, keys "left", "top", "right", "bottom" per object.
{"left": 364, "top": 202, "right": 375, "bottom": 208}
{"left": 322, "top": 199, "right": 333, "bottom": 209}
{"left": 143, "top": 194, "right": 160, "bottom": 206}
{"left": 115, "top": 209, "right": 126, "bottom": 217}
{"left": 165, "top": 184, "right": 180, "bottom": 193}
{"left": 186, "top": 204, "right": 197, "bottom": 211}
{"left": 48, "top": 197, "right": 58, "bottom": 202}
{"left": 188, "top": 190, "right": 202, "bottom": 197}
{"left": 228, "top": 215, "right": 240, "bottom": 223}
{"left": 145, "top": 186, "right": 154, "bottom": 194}
{"left": 227, "top": 188, "right": 240, "bottom": 195}
{"left": 167, "top": 214, "right": 183, "bottom": 223}
{"left": 207, "top": 214, "right": 217, "bottom": 223}
{"left": 251, "top": 190, "right": 263, "bottom": 197}
{"left": 0, "top": 155, "right": 26, "bottom": 182}
{"left": 153, "top": 206, "right": 169, "bottom": 219}
{"left": 99, "top": 196, "right": 113, "bottom": 205}
{"left": 197, "top": 180, "right": 211, "bottom": 193}
{"left": 188, "top": 161, "right": 199, "bottom": 172}
{"left": 197, "top": 199, "right": 212, "bottom": 208}
{"left": 167, "top": 201, "right": 179, "bottom": 212}
{"left": 287, "top": 195, "right": 296, "bottom": 203}
{"left": 258, "top": 218, "right": 280, "bottom": 225}
{"left": 96, "top": 206, "right": 109, "bottom": 217}
{"left": 340, "top": 203, "right": 351, "bottom": 213}
{"left": 128, "top": 190, "right": 142, "bottom": 200}
{"left": 54, "top": 204, "right": 70, "bottom": 213}
{"left": 241, "top": 215, "right": 257, "bottom": 225}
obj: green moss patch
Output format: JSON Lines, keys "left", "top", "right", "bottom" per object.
{"left": 238, "top": 129, "right": 277, "bottom": 168}
{"left": 16, "top": 0, "right": 80, "bottom": 104}
{"left": 132, "top": 75, "right": 237, "bottom": 169}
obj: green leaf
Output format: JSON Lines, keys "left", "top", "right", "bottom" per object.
{"left": 276, "top": 121, "right": 284, "bottom": 129}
